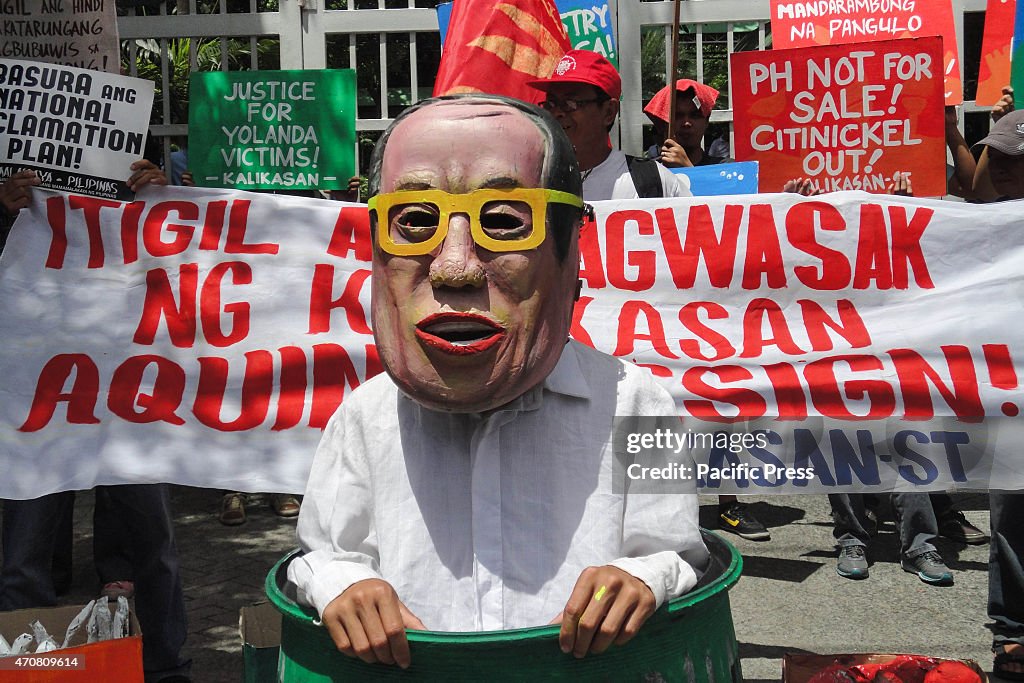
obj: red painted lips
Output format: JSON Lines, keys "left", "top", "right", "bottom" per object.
{"left": 415, "top": 312, "right": 506, "bottom": 355}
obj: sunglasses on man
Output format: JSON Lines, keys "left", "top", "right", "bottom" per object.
{"left": 539, "top": 96, "right": 606, "bottom": 114}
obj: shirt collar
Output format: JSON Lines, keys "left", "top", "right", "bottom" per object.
{"left": 541, "top": 341, "right": 592, "bottom": 400}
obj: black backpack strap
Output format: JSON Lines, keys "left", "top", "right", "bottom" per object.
{"left": 625, "top": 154, "right": 664, "bottom": 198}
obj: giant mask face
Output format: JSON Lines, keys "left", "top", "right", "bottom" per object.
{"left": 369, "top": 98, "right": 583, "bottom": 412}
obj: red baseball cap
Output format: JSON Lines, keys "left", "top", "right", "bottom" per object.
{"left": 643, "top": 79, "right": 719, "bottom": 122}
{"left": 527, "top": 50, "right": 622, "bottom": 100}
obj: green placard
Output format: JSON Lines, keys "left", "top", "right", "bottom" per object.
{"left": 188, "top": 69, "right": 356, "bottom": 191}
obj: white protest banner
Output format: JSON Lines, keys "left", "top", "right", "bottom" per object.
{"left": 0, "top": 59, "right": 155, "bottom": 200}
{"left": 1, "top": 188, "right": 1022, "bottom": 497}
{"left": 579, "top": 196, "right": 1024, "bottom": 493}
{"left": 0, "top": 0, "right": 120, "bottom": 73}
{"left": 0, "top": 187, "right": 373, "bottom": 498}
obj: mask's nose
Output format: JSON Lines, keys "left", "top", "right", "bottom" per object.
{"left": 428, "top": 213, "right": 485, "bottom": 288}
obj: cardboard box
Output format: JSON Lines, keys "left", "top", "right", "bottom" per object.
{"left": 783, "top": 652, "right": 988, "bottom": 683}
{"left": 240, "top": 601, "right": 281, "bottom": 683}
{"left": 0, "top": 603, "right": 143, "bottom": 683}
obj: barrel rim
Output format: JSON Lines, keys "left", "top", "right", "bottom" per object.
{"left": 266, "top": 528, "right": 742, "bottom": 644}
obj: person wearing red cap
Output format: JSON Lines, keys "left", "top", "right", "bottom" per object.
{"left": 528, "top": 50, "right": 690, "bottom": 201}
{"left": 654, "top": 80, "right": 776, "bottom": 542}
{"left": 644, "top": 79, "right": 726, "bottom": 168}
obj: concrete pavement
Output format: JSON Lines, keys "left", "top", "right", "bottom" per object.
{"left": 2, "top": 489, "right": 1001, "bottom": 681}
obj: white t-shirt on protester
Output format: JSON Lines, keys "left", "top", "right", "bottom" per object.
{"left": 582, "top": 149, "right": 691, "bottom": 201}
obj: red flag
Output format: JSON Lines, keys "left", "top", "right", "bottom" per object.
{"left": 433, "top": 0, "right": 572, "bottom": 104}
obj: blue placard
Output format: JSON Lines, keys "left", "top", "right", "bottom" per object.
{"left": 437, "top": 2, "right": 453, "bottom": 43}
{"left": 673, "top": 161, "right": 759, "bottom": 196}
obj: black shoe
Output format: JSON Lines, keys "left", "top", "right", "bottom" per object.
{"left": 993, "top": 643, "right": 1024, "bottom": 682}
{"left": 901, "top": 550, "right": 953, "bottom": 585}
{"left": 718, "top": 502, "right": 770, "bottom": 541}
{"left": 836, "top": 545, "right": 869, "bottom": 579}
{"left": 938, "top": 510, "right": 989, "bottom": 545}
{"left": 864, "top": 506, "right": 879, "bottom": 537}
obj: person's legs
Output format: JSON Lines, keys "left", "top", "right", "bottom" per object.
{"left": 989, "top": 492, "right": 1024, "bottom": 678}
{"left": 931, "top": 492, "right": 988, "bottom": 544}
{"left": 0, "top": 492, "right": 74, "bottom": 610}
{"left": 107, "top": 484, "right": 191, "bottom": 682}
{"left": 828, "top": 494, "right": 870, "bottom": 578}
{"left": 829, "top": 493, "right": 870, "bottom": 546}
{"left": 862, "top": 493, "right": 881, "bottom": 536}
{"left": 93, "top": 486, "right": 134, "bottom": 590}
{"left": 269, "top": 493, "right": 301, "bottom": 518}
{"left": 892, "top": 492, "right": 939, "bottom": 558}
{"left": 930, "top": 491, "right": 955, "bottom": 518}
{"left": 717, "top": 494, "right": 769, "bottom": 541}
{"left": 892, "top": 492, "right": 952, "bottom": 585}
{"left": 219, "top": 490, "right": 246, "bottom": 526}
{"left": 51, "top": 498, "right": 74, "bottom": 596}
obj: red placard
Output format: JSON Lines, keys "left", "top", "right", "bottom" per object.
{"left": 976, "top": 0, "right": 1016, "bottom": 105}
{"left": 730, "top": 38, "right": 947, "bottom": 196}
{"left": 770, "top": 0, "right": 962, "bottom": 105}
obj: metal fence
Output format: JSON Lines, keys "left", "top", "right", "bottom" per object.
{"left": 115, "top": 0, "right": 994, "bottom": 175}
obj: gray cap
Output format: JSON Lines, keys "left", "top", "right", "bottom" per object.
{"left": 972, "top": 109, "right": 1024, "bottom": 156}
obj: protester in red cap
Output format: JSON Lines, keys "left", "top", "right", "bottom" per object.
{"left": 656, "top": 80, "right": 775, "bottom": 541}
{"left": 528, "top": 50, "right": 690, "bottom": 201}
{"left": 644, "top": 79, "right": 726, "bottom": 168}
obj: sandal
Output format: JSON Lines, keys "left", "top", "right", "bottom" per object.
{"left": 994, "top": 643, "right": 1024, "bottom": 681}
{"left": 219, "top": 492, "right": 247, "bottom": 526}
{"left": 271, "top": 493, "right": 301, "bottom": 518}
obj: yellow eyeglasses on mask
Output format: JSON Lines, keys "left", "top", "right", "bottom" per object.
{"left": 369, "top": 188, "right": 584, "bottom": 256}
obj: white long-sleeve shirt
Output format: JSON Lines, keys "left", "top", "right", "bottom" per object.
{"left": 288, "top": 340, "right": 708, "bottom": 632}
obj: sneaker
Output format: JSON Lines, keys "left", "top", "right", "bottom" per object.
{"left": 718, "top": 502, "right": 771, "bottom": 541}
{"left": 901, "top": 550, "right": 953, "bottom": 585}
{"left": 836, "top": 545, "right": 869, "bottom": 579}
{"left": 938, "top": 510, "right": 989, "bottom": 545}
{"left": 101, "top": 580, "right": 135, "bottom": 602}
{"left": 271, "top": 494, "right": 301, "bottom": 518}
{"left": 219, "top": 493, "right": 247, "bottom": 526}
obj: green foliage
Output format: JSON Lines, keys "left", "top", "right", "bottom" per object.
{"left": 639, "top": 20, "right": 771, "bottom": 150}
{"left": 640, "top": 22, "right": 770, "bottom": 108}
{"left": 124, "top": 36, "right": 280, "bottom": 125}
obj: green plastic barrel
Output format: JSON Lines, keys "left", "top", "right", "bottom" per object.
{"left": 266, "top": 530, "right": 742, "bottom": 682}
